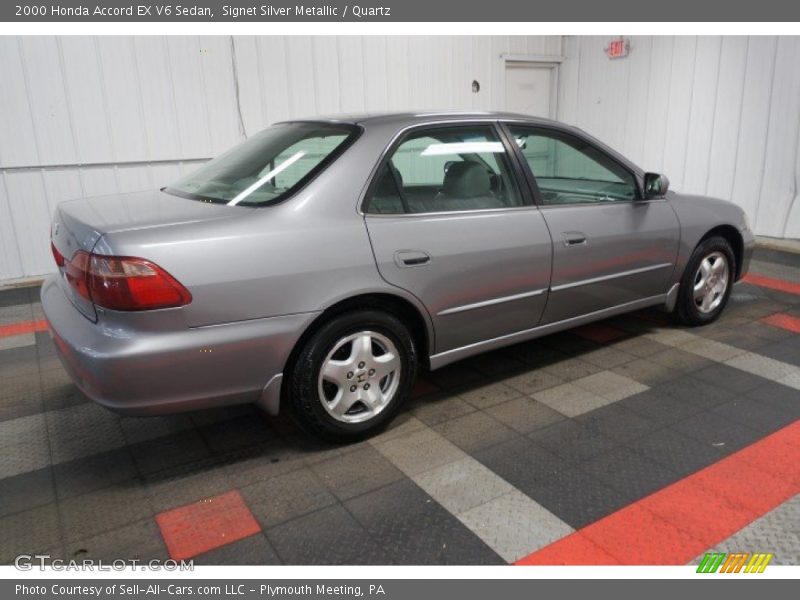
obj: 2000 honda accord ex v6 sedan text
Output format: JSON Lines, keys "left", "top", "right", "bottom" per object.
{"left": 43, "top": 111, "right": 754, "bottom": 440}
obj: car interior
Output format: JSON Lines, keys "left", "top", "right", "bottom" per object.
{"left": 368, "top": 128, "right": 524, "bottom": 214}
{"left": 512, "top": 129, "right": 637, "bottom": 204}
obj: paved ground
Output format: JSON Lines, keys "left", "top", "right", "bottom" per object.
{"left": 1, "top": 248, "right": 798, "bottom": 566}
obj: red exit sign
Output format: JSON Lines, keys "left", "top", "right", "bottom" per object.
{"left": 606, "top": 38, "right": 630, "bottom": 59}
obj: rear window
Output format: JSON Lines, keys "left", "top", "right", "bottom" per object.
{"left": 164, "top": 122, "right": 360, "bottom": 207}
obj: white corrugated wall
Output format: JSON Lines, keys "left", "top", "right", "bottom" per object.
{"left": 0, "top": 35, "right": 562, "bottom": 283}
{"left": 557, "top": 35, "right": 800, "bottom": 241}
{"left": 2, "top": 35, "right": 798, "bottom": 285}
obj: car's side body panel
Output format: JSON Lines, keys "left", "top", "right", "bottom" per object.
{"left": 366, "top": 208, "right": 553, "bottom": 353}
{"left": 428, "top": 292, "right": 669, "bottom": 370}
{"left": 95, "top": 199, "right": 384, "bottom": 329}
{"left": 666, "top": 192, "right": 754, "bottom": 285}
{"left": 537, "top": 200, "right": 681, "bottom": 324}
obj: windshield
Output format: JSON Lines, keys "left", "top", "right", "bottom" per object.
{"left": 164, "top": 122, "right": 359, "bottom": 206}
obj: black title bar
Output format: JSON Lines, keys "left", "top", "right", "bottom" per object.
{"left": 4, "top": 0, "right": 800, "bottom": 22}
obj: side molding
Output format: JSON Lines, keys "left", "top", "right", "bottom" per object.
{"left": 437, "top": 288, "right": 547, "bottom": 316}
{"left": 429, "top": 293, "right": 667, "bottom": 370}
{"left": 550, "top": 262, "right": 673, "bottom": 293}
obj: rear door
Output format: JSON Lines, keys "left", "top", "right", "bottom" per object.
{"left": 363, "top": 122, "right": 552, "bottom": 354}
{"left": 505, "top": 124, "right": 680, "bottom": 324}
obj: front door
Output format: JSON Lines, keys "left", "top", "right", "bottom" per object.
{"left": 364, "top": 123, "right": 552, "bottom": 353}
{"left": 506, "top": 124, "right": 680, "bottom": 324}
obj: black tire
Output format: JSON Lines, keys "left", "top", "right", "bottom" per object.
{"left": 673, "top": 236, "right": 736, "bottom": 326}
{"left": 286, "top": 309, "right": 417, "bottom": 442}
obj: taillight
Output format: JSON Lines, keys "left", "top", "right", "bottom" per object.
{"left": 62, "top": 251, "right": 192, "bottom": 311}
{"left": 51, "top": 241, "right": 65, "bottom": 267}
{"left": 64, "top": 250, "right": 91, "bottom": 301}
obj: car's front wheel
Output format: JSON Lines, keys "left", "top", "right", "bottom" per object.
{"left": 673, "top": 236, "right": 735, "bottom": 326}
{"left": 286, "top": 309, "right": 417, "bottom": 441}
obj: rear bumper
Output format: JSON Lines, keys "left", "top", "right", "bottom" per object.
{"left": 41, "top": 274, "right": 318, "bottom": 416}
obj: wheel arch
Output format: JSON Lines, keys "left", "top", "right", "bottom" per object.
{"left": 699, "top": 224, "right": 744, "bottom": 280}
{"left": 285, "top": 291, "right": 433, "bottom": 376}
{"left": 269, "top": 292, "right": 432, "bottom": 416}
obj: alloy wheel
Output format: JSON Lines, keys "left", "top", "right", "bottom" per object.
{"left": 317, "top": 331, "right": 402, "bottom": 423}
{"left": 693, "top": 251, "right": 729, "bottom": 314}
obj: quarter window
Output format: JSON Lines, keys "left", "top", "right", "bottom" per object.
{"left": 508, "top": 126, "right": 637, "bottom": 204}
{"left": 367, "top": 125, "right": 524, "bottom": 214}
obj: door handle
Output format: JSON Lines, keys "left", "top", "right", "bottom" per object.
{"left": 563, "top": 232, "right": 587, "bottom": 247}
{"left": 394, "top": 250, "right": 431, "bottom": 268}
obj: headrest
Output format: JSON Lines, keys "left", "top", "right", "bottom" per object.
{"left": 442, "top": 161, "right": 491, "bottom": 198}
{"left": 375, "top": 163, "right": 403, "bottom": 197}
{"left": 389, "top": 162, "right": 403, "bottom": 188}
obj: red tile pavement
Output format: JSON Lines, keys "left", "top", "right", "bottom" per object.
{"left": 689, "top": 453, "right": 796, "bottom": 516}
{"left": 0, "top": 319, "right": 48, "bottom": 339}
{"left": 734, "top": 436, "right": 800, "bottom": 487}
{"left": 156, "top": 490, "right": 261, "bottom": 561}
{"left": 515, "top": 532, "right": 622, "bottom": 565}
{"left": 581, "top": 503, "right": 709, "bottom": 565}
{"left": 761, "top": 313, "right": 800, "bottom": 334}
{"left": 643, "top": 479, "right": 755, "bottom": 544}
{"left": 743, "top": 273, "right": 800, "bottom": 296}
{"left": 573, "top": 323, "right": 626, "bottom": 344}
{"left": 516, "top": 420, "right": 800, "bottom": 565}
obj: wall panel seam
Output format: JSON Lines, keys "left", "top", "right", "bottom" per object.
{"left": 754, "top": 37, "right": 780, "bottom": 231}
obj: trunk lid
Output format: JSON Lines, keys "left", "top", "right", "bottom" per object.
{"left": 50, "top": 189, "right": 239, "bottom": 320}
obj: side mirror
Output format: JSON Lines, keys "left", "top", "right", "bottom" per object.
{"left": 643, "top": 172, "right": 669, "bottom": 199}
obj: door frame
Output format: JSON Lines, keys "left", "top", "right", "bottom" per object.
{"left": 501, "top": 55, "right": 563, "bottom": 120}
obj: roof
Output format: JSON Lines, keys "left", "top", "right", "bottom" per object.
{"left": 282, "top": 110, "right": 562, "bottom": 128}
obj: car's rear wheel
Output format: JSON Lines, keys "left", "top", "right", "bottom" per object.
{"left": 286, "top": 310, "right": 417, "bottom": 441}
{"left": 673, "top": 236, "right": 735, "bottom": 326}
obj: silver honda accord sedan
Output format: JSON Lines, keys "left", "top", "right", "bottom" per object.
{"left": 42, "top": 111, "right": 754, "bottom": 440}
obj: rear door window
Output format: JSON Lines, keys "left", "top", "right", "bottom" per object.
{"left": 366, "top": 125, "right": 524, "bottom": 214}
